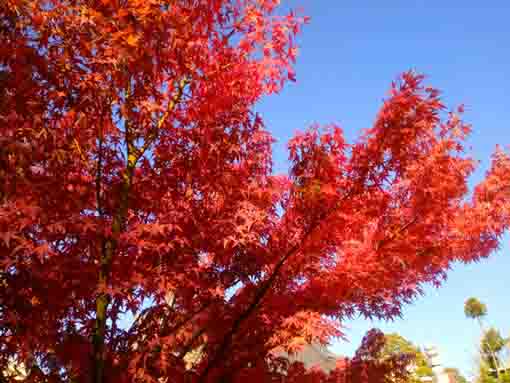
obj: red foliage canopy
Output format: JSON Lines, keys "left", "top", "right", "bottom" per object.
{"left": 1, "top": 1, "right": 509, "bottom": 382}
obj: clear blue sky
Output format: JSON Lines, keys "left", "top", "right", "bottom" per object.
{"left": 255, "top": 1, "right": 510, "bottom": 379}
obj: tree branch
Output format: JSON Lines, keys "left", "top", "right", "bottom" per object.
{"left": 92, "top": 79, "right": 137, "bottom": 383}
{"left": 197, "top": 202, "right": 343, "bottom": 382}
{"left": 137, "top": 77, "right": 189, "bottom": 160}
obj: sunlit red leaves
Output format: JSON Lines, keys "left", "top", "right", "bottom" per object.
{"left": 1, "top": 0, "right": 510, "bottom": 382}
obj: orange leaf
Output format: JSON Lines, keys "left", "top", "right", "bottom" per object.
{"left": 126, "top": 34, "right": 139, "bottom": 47}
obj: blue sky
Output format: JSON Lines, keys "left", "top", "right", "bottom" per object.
{"left": 255, "top": 1, "right": 510, "bottom": 379}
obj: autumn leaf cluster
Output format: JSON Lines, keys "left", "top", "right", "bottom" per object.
{"left": 1, "top": 1, "right": 509, "bottom": 382}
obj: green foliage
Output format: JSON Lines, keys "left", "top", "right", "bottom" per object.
{"left": 478, "top": 364, "right": 510, "bottom": 383}
{"left": 381, "top": 333, "right": 420, "bottom": 357}
{"left": 482, "top": 328, "right": 507, "bottom": 355}
{"left": 477, "top": 362, "right": 493, "bottom": 383}
{"left": 465, "top": 297, "right": 488, "bottom": 320}
{"left": 476, "top": 330, "right": 510, "bottom": 383}
{"left": 463, "top": 298, "right": 510, "bottom": 383}
{"left": 379, "top": 333, "right": 433, "bottom": 382}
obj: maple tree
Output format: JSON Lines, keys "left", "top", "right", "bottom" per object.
{"left": 1, "top": 1, "right": 510, "bottom": 382}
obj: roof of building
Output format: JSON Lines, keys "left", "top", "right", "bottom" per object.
{"left": 273, "top": 343, "right": 341, "bottom": 373}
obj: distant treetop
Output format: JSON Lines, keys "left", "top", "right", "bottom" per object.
{"left": 464, "top": 297, "right": 488, "bottom": 320}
